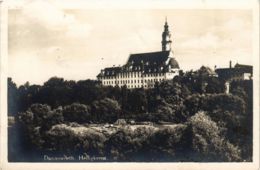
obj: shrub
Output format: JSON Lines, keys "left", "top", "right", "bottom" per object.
{"left": 91, "top": 98, "right": 121, "bottom": 123}
{"left": 62, "top": 103, "right": 91, "bottom": 123}
{"left": 184, "top": 111, "right": 241, "bottom": 161}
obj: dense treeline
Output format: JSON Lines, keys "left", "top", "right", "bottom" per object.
{"left": 8, "top": 67, "right": 226, "bottom": 117}
{"left": 8, "top": 67, "right": 253, "bottom": 162}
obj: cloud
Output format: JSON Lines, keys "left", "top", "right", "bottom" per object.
{"left": 178, "top": 16, "right": 251, "bottom": 52}
{"left": 8, "top": 8, "right": 253, "bottom": 86}
{"left": 179, "top": 33, "right": 220, "bottom": 50}
{"left": 20, "top": 0, "right": 92, "bottom": 38}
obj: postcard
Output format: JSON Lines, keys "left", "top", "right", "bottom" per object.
{"left": 1, "top": 0, "right": 259, "bottom": 170}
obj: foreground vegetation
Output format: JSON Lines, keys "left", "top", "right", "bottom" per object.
{"left": 8, "top": 67, "right": 253, "bottom": 162}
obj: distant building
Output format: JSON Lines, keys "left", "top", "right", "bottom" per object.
{"left": 97, "top": 19, "right": 180, "bottom": 89}
{"left": 215, "top": 61, "right": 253, "bottom": 93}
{"left": 215, "top": 61, "right": 253, "bottom": 81}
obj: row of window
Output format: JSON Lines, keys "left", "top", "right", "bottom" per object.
{"left": 125, "top": 66, "right": 164, "bottom": 72}
{"left": 103, "top": 78, "right": 163, "bottom": 85}
{"left": 102, "top": 72, "right": 166, "bottom": 79}
{"left": 126, "top": 84, "right": 154, "bottom": 88}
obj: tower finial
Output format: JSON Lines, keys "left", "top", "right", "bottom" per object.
{"left": 165, "top": 16, "right": 167, "bottom": 23}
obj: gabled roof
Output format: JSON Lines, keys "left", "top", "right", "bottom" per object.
{"left": 127, "top": 51, "right": 170, "bottom": 65}
{"left": 97, "top": 50, "right": 180, "bottom": 77}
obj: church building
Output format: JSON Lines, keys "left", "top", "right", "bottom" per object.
{"left": 97, "top": 19, "right": 180, "bottom": 89}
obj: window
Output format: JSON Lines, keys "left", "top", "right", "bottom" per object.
{"left": 141, "top": 80, "right": 143, "bottom": 83}
{"left": 134, "top": 80, "right": 136, "bottom": 83}
{"left": 131, "top": 80, "right": 133, "bottom": 83}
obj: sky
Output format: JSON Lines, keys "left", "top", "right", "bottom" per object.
{"left": 8, "top": 0, "right": 253, "bottom": 86}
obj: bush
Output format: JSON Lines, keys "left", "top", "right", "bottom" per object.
{"left": 62, "top": 103, "right": 91, "bottom": 123}
{"left": 184, "top": 111, "right": 241, "bottom": 161}
{"left": 146, "top": 125, "right": 187, "bottom": 161}
{"left": 91, "top": 98, "right": 121, "bottom": 123}
{"left": 105, "top": 126, "right": 157, "bottom": 161}
{"left": 44, "top": 124, "right": 107, "bottom": 155}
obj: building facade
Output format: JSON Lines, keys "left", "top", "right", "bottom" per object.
{"left": 97, "top": 20, "right": 180, "bottom": 89}
{"left": 215, "top": 61, "right": 253, "bottom": 93}
{"left": 215, "top": 61, "right": 253, "bottom": 82}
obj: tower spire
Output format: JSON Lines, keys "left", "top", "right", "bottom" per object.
{"left": 161, "top": 18, "right": 172, "bottom": 51}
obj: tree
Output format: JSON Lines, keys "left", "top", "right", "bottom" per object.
{"left": 18, "top": 104, "right": 64, "bottom": 131}
{"left": 74, "top": 79, "right": 106, "bottom": 105}
{"left": 91, "top": 98, "right": 121, "bottom": 123}
{"left": 62, "top": 103, "right": 91, "bottom": 123}
{"left": 126, "top": 89, "right": 148, "bottom": 113}
{"left": 184, "top": 111, "right": 241, "bottom": 161}
{"left": 8, "top": 78, "right": 19, "bottom": 115}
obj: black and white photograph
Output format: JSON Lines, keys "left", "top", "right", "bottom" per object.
{"left": 1, "top": 0, "right": 259, "bottom": 169}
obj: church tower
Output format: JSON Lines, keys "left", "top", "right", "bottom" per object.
{"left": 161, "top": 18, "right": 172, "bottom": 51}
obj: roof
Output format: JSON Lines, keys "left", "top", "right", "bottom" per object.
{"left": 215, "top": 64, "right": 252, "bottom": 74}
{"left": 215, "top": 63, "right": 253, "bottom": 80}
{"left": 97, "top": 66, "right": 121, "bottom": 77}
{"left": 234, "top": 64, "right": 252, "bottom": 71}
{"left": 126, "top": 50, "right": 179, "bottom": 71}
{"left": 169, "top": 58, "right": 180, "bottom": 69}
{"left": 97, "top": 50, "right": 180, "bottom": 77}
{"left": 127, "top": 51, "right": 170, "bottom": 65}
